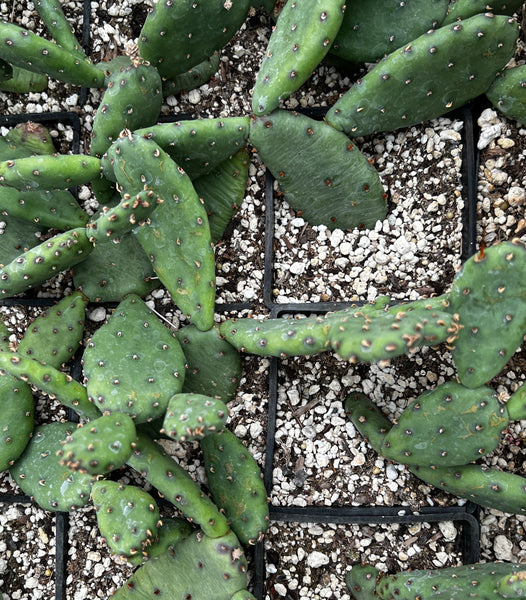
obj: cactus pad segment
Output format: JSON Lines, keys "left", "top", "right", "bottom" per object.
{"left": 251, "top": 0, "right": 346, "bottom": 115}
{"left": 345, "top": 564, "right": 381, "bottom": 600}
{"left": 112, "top": 529, "right": 249, "bottom": 600}
{"left": 137, "top": 0, "right": 251, "bottom": 79}
{"left": 381, "top": 381, "right": 508, "bottom": 467}
{"left": 412, "top": 463, "right": 526, "bottom": 515}
{"left": 17, "top": 291, "right": 88, "bottom": 368}
{"left": 34, "top": 0, "right": 85, "bottom": 56}
{"left": 176, "top": 323, "right": 242, "bottom": 402}
{"left": 0, "top": 214, "right": 45, "bottom": 266}
{"left": 329, "top": 304, "right": 459, "bottom": 363}
{"left": 0, "top": 154, "right": 101, "bottom": 191}
{"left": 163, "top": 53, "right": 220, "bottom": 97}
{"left": 486, "top": 64, "right": 526, "bottom": 124}
{"left": 193, "top": 148, "right": 249, "bottom": 243}
{"left": 0, "top": 374, "right": 34, "bottom": 472}
{"left": 325, "top": 13, "right": 519, "bottom": 137}
{"left": 106, "top": 133, "right": 216, "bottom": 331}
{"left": 92, "top": 480, "right": 161, "bottom": 557}
{"left": 9, "top": 421, "right": 95, "bottom": 511}
{"left": 4, "top": 120, "right": 56, "bottom": 157}
{"left": 73, "top": 231, "right": 159, "bottom": 302}
{"left": 0, "top": 57, "right": 11, "bottom": 80}
{"left": 58, "top": 412, "right": 137, "bottom": 475}
{"left": 331, "top": 0, "right": 449, "bottom": 64}
{"left": 0, "top": 65, "right": 48, "bottom": 93}
{"left": 344, "top": 392, "right": 392, "bottom": 453}
{"left": 2, "top": 187, "right": 89, "bottom": 230}
{"left": 90, "top": 59, "right": 163, "bottom": 159}
{"left": 368, "top": 561, "right": 523, "bottom": 599}
{"left": 505, "top": 382, "right": 526, "bottom": 422}
{"left": 0, "top": 348, "right": 100, "bottom": 421}
{"left": 448, "top": 239, "right": 526, "bottom": 388}
{"left": 250, "top": 110, "right": 386, "bottom": 230}
{"left": 201, "top": 430, "right": 269, "bottom": 545}
{"left": 162, "top": 393, "right": 229, "bottom": 442}
{"left": 82, "top": 294, "right": 186, "bottom": 423}
{"left": 134, "top": 116, "right": 250, "bottom": 180}
{"left": 443, "top": 0, "right": 524, "bottom": 25}
{"left": 496, "top": 570, "right": 526, "bottom": 597}
{"left": 0, "top": 21, "right": 104, "bottom": 87}
{"left": 126, "top": 431, "right": 229, "bottom": 538}
{"left": 0, "top": 227, "right": 93, "bottom": 298}
{"left": 219, "top": 313, "right": 332, "bottom": 358}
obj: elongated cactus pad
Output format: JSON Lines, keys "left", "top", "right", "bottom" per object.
{"left": 162, "top": 393, "right": 229, "bottom": 442}
{"left": 58, "top": 412, "right": 136, "bottom": 475}
{"left": 163, "top": 53, "right": 220, "bottom": 97}
{"left": 344, "top": 392, "right": 391, "bottom": 453}
{"left": 0, "top": 374, "right": 34, "bottom": 472}
{"left": 127, "top": 431, "right": 229, "bottom": 538}
{"left": 112, "top": 529, "right": 249, "bottom": 600}
{"left": 0, "top": 214, "right": 45, "bottom": 266}
{"left": 219, "top": 313, "right": 332, "bottom": 358}
{"left": 201, "top": 430, "right": 269, "bottom": 545}
{"left": 0, "top": 154, "right": 101, "bottom": 191}
{"left": 250, "top": 110, "right": 386, "bottom": 230}
{"left": 0, "top": 227, "right": 93, "bottom": 298}
{"left": 176, "top": 323, "right": 242, "bottom": 402}
{"left": 381, "top": 380, "right": 508, "bottom": 467}
{"left": 251, "top": 0, "right": 346, "bottom": 115}
{"left": 0, "top": 21, "right": 104, "bottom": 87}
{"left": 486, "top": 64, "right": 526, "bottom": 124}
{"left": 0, "top": 65, "right": 47, "bottom": 93}
{"left": 442, "top": 0, "right": 524, "bottom": 25}
{"left": 34, "top": 0, "right": 85, "bottom": 56}
{"left": 9, "top": 422, "right": 95, "bottom": 511}
{"left": 331, "top": 0, "right": 449, "bottom": 64}
{"left": 137, "top": 0, "right": 251, "bottom": 79}
{"left": 348, "top": 561, "right": 524, "bottom": 600}
{"left": 92, "top": 480, "right": 161, "bottom": 557}
{"left": 134, "top": 116, "right": 250, "bottom": 180}
{"left": 326, "top": 13, "right": 519, "bottom": 136}
{"left": 73, "top": 230, "right": 159, "bottom": 302}
{"left": 4, "top": 120, "right": 56, "bottom": 157}
{"left": 505, "top": 382, "right": 526, "bottom": 421}
{"left": 17, "top": 291, "right": 88, "bottom": 368}
{"left": 447, "top": 239, "right": 526, "bottom": 388}
{"left": 82, "top": 294, "right": 186, "bottom": 423}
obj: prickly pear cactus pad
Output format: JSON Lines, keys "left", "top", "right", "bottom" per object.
{"left": 448, "top": 239, "right": 526, "bottom": 388}
{"left": 82, "top": 294, "right": 187, "bottom": 423}
{"left": 112, "top": 529, "right": 249, "bottom": 600}
{"left": 486, "top": 64, "right": 526, "bottom": 125}
{"left": 9, "top": 422, "right": 95, "bottom": 512}
{"left": 326, "top": 13, "right": 519, "bottom": 137}
{"left": 162, "top": 393, "right": 229, "bottom": 442}
{"left": 250, "top": 109, "right": 387, "bottom": 230}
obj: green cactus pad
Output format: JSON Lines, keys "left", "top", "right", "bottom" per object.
{"left": 250, "top": 110, "right": 386, "bottom": 230}
{"left": 9, "top": 422, "right": 95, "bottom": 511}
{"left": 371, "top": 561, "right": 523, "bottom": 599}
{"left": 17, "top": 291, "right": 88, "bottom": 368}
{"left": 201, "top": 429, "right": 269, "bottom": 545}
{"left": 328, "top": 303, "right": 459, "bottom": 363}
{"left": 34, "top": 0, "right": 86, "bottom": 56}
{"left": 251, "top": 0, "right": 346, "bottom": 115}
{"left": 345, "top": 564, "right": 380, "bottom": 600}
{"left": 0, "top": 57, "right": 11, "bottom": 80}
{"left": 58, "top": 412, "right": 137, "bottom": 475}
{"left": 486, "top": 64, "right": 526, "bottom": 124}
{"left": 0, "top": 154, "right": 101, "bottom": 191}
{"left": 72, "top": 231, "right": 159, "bottom": 303}
{"left": 381, "top": 381, "right": 508, "bottom": 467}
{"left": 219, "top": 313, "right": 332, "bottom": 358}
{"left": 92, "top": 480, "right": 161, "bottom": 558}
{"left": 0, "top": 21, "right": 104, "bottom": 87}
{"left": 176, "top": 323, "right": 242, "bottom": 402}
{"left": 344, "top": 392, "right": 391, "bottom": 453}
{"left": 82, "top": 294, "right": 186, "bottom": 423}
{"left": 412, "top": 463, "right": 526, "bottom": 515}
{"left": 326, "top": 13, "right": 519, "bottom": 137}
{"left": 0, "top": 65, "right": 48, "bottom": 93}
{"left": 1, "top": 188, "right": 89, "bottom": 230}
{"left": 113, "top": 529, "right": 249, "bottom": 600}
{"left": 0, "top": 214, "right": 44, "bottom": 266}
{"left": 162, "top": 393, "right": 229, "bottom": 442}
{"left": 0, "top": 227, "right": 93, "bottom": 298}
{"left": 496, "top": 569, "right": 526, "bottom": 597}
{"left": 331, "top": 0, "right": 449, "bottom": 64}
{"left": 442, "top": 0, "right": 524, "bottom": 25}
{"left": 90, "top": 59, "right": 163, "bottom": 159}
{"left": 137, "top": 0, "right": 251, "bottom": 79}
{"left": 163, "top": 53, "right": 220, "bottom": 97}
{"left": 505, "top": 383, "right": 526, "bottom": 422}
{"left": 448, "top": 239, "right": 526, "bottom": 388}
{"left": 4, "top": 120, "right": 56, "bottom": 156}
{"left": 193, "top": 148, "right": 249, "bottom": 243}
{"left": 0, "top": 348, "right": 100, "bottom": 421}
{"left": 127, "top": 431, "right": 229, "bottom": 538}
{"left": 134, "top": 116, "right": 250, "bottom": 180}
{"left": 0, "top": 374, "right": 34, "bottom": 472}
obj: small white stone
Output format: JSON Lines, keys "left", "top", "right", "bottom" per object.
{"left": 438, "top": 521, "right": 457, "bottom": 542}
{"left": 274, "top": 583, "right": 287, "bottom": 597}
{"left": 290, "top": 261, "right": 306, "bottom": 275}
{"left": 88, "top": 306, "right": 106, "bottom": 322}
{"left": 188, "top": 89, "right": 201, "bottom": 104}
{"left": 507, "top": 186, "right": 526, "bottom": 207}
{"left": 307, "top": 551, "right": 330, "bottom": 568}
{"left": 493, "top": 534, "right": 514, "bottom": 561}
